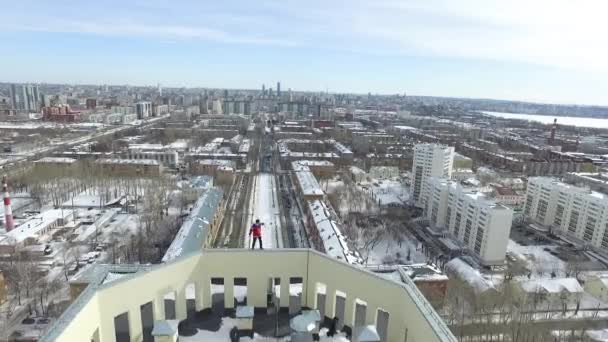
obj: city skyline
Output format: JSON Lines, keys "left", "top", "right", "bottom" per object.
{"left": 1, "top": 0, "right": 607, "bottom": 105}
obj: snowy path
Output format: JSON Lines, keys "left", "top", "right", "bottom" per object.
{"left": 245, "top": 173, "right": 283, "bottom": 249}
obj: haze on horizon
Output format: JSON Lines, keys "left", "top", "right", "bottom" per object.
{"left": 0, "top": 0, "right": 607, "bottom": 106}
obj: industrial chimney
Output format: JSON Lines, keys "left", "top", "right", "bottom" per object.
{"left": 2, "top": 175, "right": 14, "bottom": 232}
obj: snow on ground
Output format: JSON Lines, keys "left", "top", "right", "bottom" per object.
{"left": 364, "top": 235, "right": 426, "bottom": 265}
{"left": 245, "top": 174, "right": 282, "bottom": 248}
{"left": 507, "top": 240, "right": 567, "bottom": 275}
{"left": 358, "top": 179, "right": 408, "bottom": 206}
{"left": 179, "top": 317, "right": 350, "bottom": 342}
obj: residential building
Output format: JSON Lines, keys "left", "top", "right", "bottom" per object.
{"left": 524, "top": 177, "right": 608, "bottom": 250}
{"left": 95, "top": 159, "right": 161, "bottom": 177}
{"left": 135, "top": 102, "right": 152, "bottom": 119}
{"left": 34, "top": 157, "right": 77, "bottom": 174}
{"left": 426, "top": 177, "right": 513, "bottom": 265}
{"left": 40, "top": 249, "right": 455, "bottom": 342}
{"left": 191, "top": 159, "right": 236, "bottom": 178}
{"left": 411, "top": 144, "right": 454, "bottom": 208}
{"left": 10, "top": 84, "right": 40, "bottom": 112}
{"left": 162, "top": 187, "right": 225, "bottom": 262}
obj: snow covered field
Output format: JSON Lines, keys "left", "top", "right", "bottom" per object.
{"left": 245, "top": 174, "right": 283, "bottom": 249}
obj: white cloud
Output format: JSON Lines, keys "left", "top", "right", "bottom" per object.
{"left": 1, "top": 0, "right": 607, "bottom": 72}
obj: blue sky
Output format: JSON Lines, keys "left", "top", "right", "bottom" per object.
{"left": 0, "top": 0, "right": 607, "bottom": 105}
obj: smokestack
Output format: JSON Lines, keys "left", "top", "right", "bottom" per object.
{"left": 2, "top": 175, "right": 14, "bottom": 232}
{"left": 550, "top": 118, "right": 558, "bottom": 145}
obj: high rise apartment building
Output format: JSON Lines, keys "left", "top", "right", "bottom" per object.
{"left": 426, "top": 177, "right": 513, "bottom": 265}
{"left": 525, "top": 177, "right": 608, "bottom": 250}
{"left": 411, "top": 144, "right": 454, "bottom": 208}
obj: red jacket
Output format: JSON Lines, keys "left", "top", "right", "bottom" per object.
{"left": 250, "top": 224, "right": 262, "bottom": 237}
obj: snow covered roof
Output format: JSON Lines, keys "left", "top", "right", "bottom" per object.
{"left": 445, "top": 258, "right": 495, "bottom": 294}
{"left": 161, "top": 187, "right": 224, "bottom": 262}
{"left": 3, "top": 209, "right": 70, "bottom": 243}
{"left": 308, "top": 200, "right": 361, "bottom": 265}
{"left": 34, "top": 157, "right": 77, "bottom": 164}
{"left": 519, "top": 278, "right": 583, "bottom": 294}
{"left": 96, "top": 158, "right": 160, "bottom": 166}
{"left": 295, "top": 170, "right": 324, "bottom": 197}
{"left": 197, "top": 159, "right": 236, "bottom": 167}
{"left": 293, "top": 160, "right": 334, "bottom": 167}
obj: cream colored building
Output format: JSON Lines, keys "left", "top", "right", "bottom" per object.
{"left": 41, "top": 249, "right": 456, "bottom": 342}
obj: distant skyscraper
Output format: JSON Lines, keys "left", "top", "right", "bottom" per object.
{"left": 262, "top": 84, "right": 266, "bottom": 95}
{"left": 9, "top": 84, "right": 40, "bottom": 112}
{"left": 212, "top": 99, "right": 223, "bottom": 115}
{"left": 223, "top": 89, "right": 229, "bottom": 99}
{"left": 277, "top": 82, "right": 281, "bottom": 97}
{"left": 158, "top": 83, "right": 162, "bottom": 97}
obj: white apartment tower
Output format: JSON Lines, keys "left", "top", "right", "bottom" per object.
{"left": 525, "top": 177, "right": 608, "bottom": 250}
{"left": 212, "top": 99, "right": 223, "bottom": 115}
{"left": 135, "top": 101, "right": 152, "bottom": 119}
{"left": 426, "top": 177, "right": 513, "bottom": 265}
{"left": 411, "top": 143, "right": 454, "bottom": 208}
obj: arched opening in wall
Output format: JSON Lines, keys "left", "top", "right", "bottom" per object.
{"left": 289, "top": 277, "right": 303, "bottom": 315}
{"left": 334, "top": 290, "right": 346, "bottom": 330}
{"left": 234, "top": 277, "right": 248, "bottom": 306}
{"left": 164, "top": 291, "right": 176, "bottom": 320}
{"left": 211, "top": 277, "right": 225, "bottom": 316}
{"left": 185, "top": 283, "right": 196, "bottom": 319}
{"left": 376, "top": 309, "right": 390, "bottom": 342}
{"left": 315, "top": 283, "right": 327, "bottom": 319}
{"left": 354, "top": 298, "right": 367, "bottom": 328}
{"left": 114, "top": 312, "right": 130, "bottom": 342}
{"left": 140, "top": 301, "right": 154, "bottom": 342}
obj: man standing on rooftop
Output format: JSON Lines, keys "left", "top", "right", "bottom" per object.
{"left": 249, "top": 219, "right": 264, "bottom": 249}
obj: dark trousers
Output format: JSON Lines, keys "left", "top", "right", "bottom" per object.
{"left": 251, "top": 236, "right": 263, "bottom": 249}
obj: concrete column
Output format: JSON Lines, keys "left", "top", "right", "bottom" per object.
{"left": 175, "top": 287, "right": 188, "bottom": 320}
{"left": 324, "top": 286, "right": 336, "bottom": 318}
{"left": 366, "top": 305, "right": 377, "bottom": 326}
{"left": 344, "top": 296, "right": 356, "bottom": 328}
{"left": 153, "top": 295, "right": 165, "bottom": 321}
{"left": 248, "top": 277, "right": 266, "bottom": 308}
{"left": 98, "top": 314, "right": 116, "bottom": 342}
{"left": 129, "top": 308, "right": 143, "bottom": 342}
{"left": 280, "top": 277, "right": 290, "bottom": 308}
{"left": 195, "top": 280, "right": 207, "bottom": 311}
{"left": 224, "top": 278, "right": 234, "bottom": 308}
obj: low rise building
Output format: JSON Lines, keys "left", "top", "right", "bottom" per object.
{"left": 491, "top": 185, "right": 525, "bottom": 207}
{"left": 293, "top": 166, "right": 325, "bottom": 201}
{"left": 34, "top": 157, "right": 77, "bottom": 174}
{"left": 513, "top": 278, "right": 583, "bottom": 309}
{"left": 191, "top": 159, "right": 237, "bottom": 178}
{"left": 162, "top": 187, "right": 225, "bottom": 262}
{"left": 350, "top": 166, "right": 367, "bottom": 183}
{"left": 95, "top": 159, "right": 162, "bottom": 177}
{"left": 292, "top": 160, "right": 335, "bottom": 178}
{"left": 0, "top": 209, "right": 73, "bottom": 254}
{"left": 369, "top": 166, "right": 399, "bottom": 180}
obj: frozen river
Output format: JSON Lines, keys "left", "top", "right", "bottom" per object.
{"left": 481, "top": 111, "right": 608, "bottom": 129}
{"left": 245, "top": 173, "right": 283, "bottom": 249}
